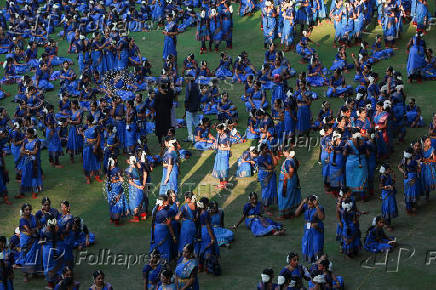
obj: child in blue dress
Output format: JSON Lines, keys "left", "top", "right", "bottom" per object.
{"left": 212, "top": 123, "right": 231, "bottom": 189}
{"left": 193, "top": 117, "right": 215, "bottom": 150}
{"left": 106, "top": 156, "right": 127, "bottom": 226}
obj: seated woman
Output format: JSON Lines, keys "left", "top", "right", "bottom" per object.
{"left": 326, "top": 69, "right": 353, "bottom": 98}
{"left": 245, "top": 81, "right": 268, "bottom": 112}
{"left": 405, "top": 98, "right": 425, "bottom": 127}
{"left": 71, "top": 216, "right": 95, "bottom": 249}
{"left": 215, "top": 52, "right": 233, "bottom": 79}
{"left": 227, "top": 120, "right": 244, "bottom": 144}
{"left": 371, "top": 34, "right": 394, "bottom": 61}
{"left": 236, "top": 146, "right": 257, "bottom": 178}
{"left": 208, "top": 201, "right": 234, "bottom": 247}
{"left": 193, "top": 117, "right": 215, "bottom": 150}
{"left": 306, "top": 56, "right": 329, "bottom": 88}
{"left": 245, "top": 109, "right": 261, "bottom": 140}
{"left": 423, "top": 48, "right": 436, "bottom": 80}
{"left": 364, "top": 216, "right": 397, "bottom": 253}
{"left": 295, "top": 32, "right": 317, "bottom": 63}
{"left": 217, "top": 92, "right": 237, "bottom": 122}
{"left": 34, "top": 62, "right": 54, "bottom": 91}
{"left": 233, "top": 192, "right": 284, "bottom": 237}
{"left": 175, "top": 243, "right": 199, "bottom": 290}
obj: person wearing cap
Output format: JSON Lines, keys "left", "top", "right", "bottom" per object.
{"left": 277, "top": 148, "right": 301, "bottom": 219}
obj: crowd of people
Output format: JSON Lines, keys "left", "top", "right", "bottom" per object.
{"left": 0, "top": 0, "right": 435, "bottom": 289}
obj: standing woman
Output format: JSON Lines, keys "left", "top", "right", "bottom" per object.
{"left": 106, "top": 157, "right": 127, "bottom": 225}
{"left": 344, "top": 130, "right": 369, "bottom": 201}
{"left": 89, "top": 270, "right": 113, "bottom": 290}
{"left": 142, "top": 248, "right": 164, "bottom": 290}
{"left": 262, "top": 1, "right": 277, "bottom": 48}
{"left": 398, "top": 148, "right": 421, "bottom": 215}
{"left": 16, "top": 203, "right": 42, "bottom": 282}
{"left": 277, "top": 149, "right": 301, "bottom": 219}
{"left": 406, "top": 32, "right": 426, "bottom": 82}
{"left": 175, "top": 192, "right": 198, "bottom": 255}
{"left": 281, "top": 0, "right": 295, "bottom": 51}
{"left": 212, "top": 123, "right": 231, "bottom": 189}
{"left": 256, "top": 143, "right": 278, "bottom": 213}
{"left": 159, "top": 138, "right": 179, "bottom": 196}
{"left": 0, "top": 236, "right": 14, "bottom": 290}
{"left": 219, "top": 0, "right": 234, "bottom": 50}
{"left": 111, "top": 96, "right": 126, "bottom": 151}
{"left": 175, "top": 243, "right": 199, "bottom": 290}
{"left": 295, "top": 83, "right": 312, "bottom": 137}
{"left": 379, "top": 164, "right": 398, "bottom": 230}
{"left": 125, "top": 155, "right": 145, "bottom": 223}
{"left": 117, "top": 33, "right": 130, "bottom": 71}
{"left": 66, "top": 100, "right": 83, "bottom": 163}
{"left": 196, "top": 197, "right": 219, "bottom": 273}
{"left": 374, "top": 101, "right": 390, "bottom": 159}
{"left": 125, "top": 100, "right": 138, "bottom": 154}
{"left": 295, "top": 195, "right": 325, "bottom": 262}
{"left": 162, "top": 12, "right": 179, "bottom": 63}
{"left": 196, "top": 9, "right": 210, "bottom": 54}
{"left": 19, "top": 128, "right": 43, "bottom": 199}
{"left": 420, "top": 136, "right": 436, "bottom": 201}
{"left": 150, "top": 196, "right": 177, "bottom": 262}
{"left": 82, "top": 115, "right": 102, "bottom": 184}
{"left": 336, "top": 198, "right": 362, "bottom": 258}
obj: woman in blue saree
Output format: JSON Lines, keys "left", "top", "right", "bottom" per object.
{"left": 212, "top": 123, "right": 231, "bottom": 189}
{"left": 420, "top": 137, "right": 436, "bottom": 200}
{"left": 106, "top": 157, "right": 126, "bottom": 225}
{"left": 295, "top": 82, "right": 312, "bottom": 136}
{"left": 193, "top": 118, "right": 215, "bottom": 151}
{"left": 41, "top": 217, "right": 63, "bottom": 289}
{"left": 277, "top": 149, "right": 301, "bottom": 219}
{"left": 159, "top": 138, "right": 179, "bottom": 195}
{"left": 111, "top": 97, "right": 126, "bottom": 151}
{"left": 66, "top": 101, "right": 83, "bottom": 163}
{"left": 379, "top": 164, "right": 398, "bottom": 230}
{"left": 151, "top": 196, "right": 177, "bottom": 262}
{"left": 17, "top": 203, "right": 42, "bottom": 282}
{"left": 406, "top": 32, "right": 426, "bottom": 82}
{"left": 116, "top": 34, "right": 130, "bottom": 71}
{"left": 162, "top": 13, "right": 179, "bottom": 61}
{"left": 398, "top": 149, "right": 421, "bottom": 215}
{"left": 336, "top": 198, "right": 361, "bottom": 258}
{"left": 262, "top": 2, "right": 277, "bottom": 48}
{"left": 281, "top": 3, "right": 295, "bottom": 51}
{"left": 256, "top": 143, "right": 278, "bottom": 212}
{"left": 208, "top": 201, "right": 234, "bottom": 247}
{"left": 89, "top": 270, "right": 113, "bottom": 290}
{"left": 236, "top": 146, "right": 257, "bottom": 178}
{"left": 218, "top": 1, "right": 233, "bottom": 49}
{"left": 82, "top": 116, "right": 102, "bottom": 184}
{"left": 143, "top": 248, "right": 164, "bottom": 290}
{"left": 233, "top": 192, "right": 284, "bottom": 236}
{"left": 344, "top": 131, "right": 369, "bottom": 200}
{"left": 295, "top": 195, "right": 325, "bottom": 262}
{"left": 196, "top": 197, "right": 219, "bottom": 272}
{"left": 57, "top": 201, "right": 74, "bottom": 269}
{"left": 90, "top": 32, "right": 106, "bottom": 74}
{"left": 125, "top": 155, "right": 145, "bottom": 223}
{"left": 423, "top": 48, "right": 436, "bottom": 79}
{"left": 19, "top": 128, "right": 43, "bottom": 199}
{"left": 125, "top": 100, "right": 138, "bottom": 153}
{"left": 325, "top": 131, "right": 345, "bottom": 196}
{"left": 0, "top": 236, "right": 14, "bottom": 290}
{"left": 175, "top": 192, "right": 198, "bottom": 255}
{"left": 175, "top": 243, "right": 199, "bottom": 290}
{"left": 364, "top": 216, "right": 397, "bottom": 253}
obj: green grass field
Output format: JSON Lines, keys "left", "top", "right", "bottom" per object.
{"left": 1, "top": 4, "right": 436, "bottom": 289}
